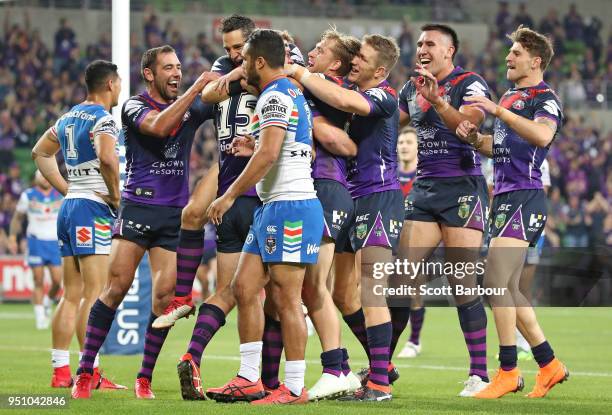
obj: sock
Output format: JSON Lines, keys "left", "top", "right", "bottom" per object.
{"left": 43, "top": 295, "right": 51, "bottom": 309}
{"left": 531, "top": 340, "right": 555, "bottom": 368}
{"left": 80, "top": 352, "right": 101, "bottom": 369}
{"left": 238, "top": 341, "right": 263, "bottom": 382}
{"left": 321, "top": 348, "right": 343, "bottom": 377}
{"left": 342, "top": 309, "right": 370, "bottom": 361}
{"left": 366, "top": 322, "right": 392, "bottom": 387}
{"left": 261, "top": 314, "right": 283, "bottom": 389}
{"left": 389, "top": 307, "right": 411, "bottom": 357}
{"left": 516, "top": 328, "right": 530, "bottom": 352}
{"left": 51, "top": 349, "right": 70, "bottom": 368}
{"left": 499, "top": 345, "right": 517, "bottom": 371}
{"left": 187, "top": 303, "right": 226, "bottom": 366}
{"left": 284, "top": 360, "right": 306, "bottom": 396}
{"left": 175, "top": 229, "right": 205, "bottom": 297}
{"left": 340, "top": 348, "right": 351, "bottom": 376}
{"left": 78, "top": 299, "right": 116, "bottom": 375}
{"left": 457, "top": 298, "right": 489, "bottom": 382}
{"left": 137, "top": 312, "right": 170, "bottom": 381}
{"left": 34, "top": 304, "right": 45, "bottom": 321}
{"left": 409, "top": 307, "right": 426, "bottom": 345}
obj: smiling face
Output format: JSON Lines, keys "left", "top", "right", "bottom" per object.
{"left": 416, "top": 30, "right": 455, "bottom": 76}
{"left": 223, "top": 29, "right": 247, "bottom": 67}
{"left": 146, "top": 51, "right": 181, "bottom": 101}
{"left": 308, "top": 38, "right": 338, "bottom": 74}
{"left": 347, "top": 43, "right": 378, "bottom": 86}
{"left": 505, "top": 42, "right": 540, "bottom": 83}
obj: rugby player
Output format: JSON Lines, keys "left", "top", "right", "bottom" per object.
{"left": 456, "top": 26, "right": 568, "bottom": 399}
{"left": 71, "top": 48, "right": 216, "bottom": 399}
{"left": 205, "top": 29, "right": 323, "bottom": 405}
{"left": 32, "top": 60, "right": 124, "bottom": 390}
{"left": 397, "top": 24, "right": 491, "bottom": 396}
{"left": 287, "top": 34, "right": 403, "bottom": 402}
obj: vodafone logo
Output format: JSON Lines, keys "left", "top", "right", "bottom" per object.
{"left": 76, "top": 226, "right": 93, "bottom": 247}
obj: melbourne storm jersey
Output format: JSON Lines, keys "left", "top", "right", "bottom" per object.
{"left": 346, "top": 80, "right": 400, "bottom": 198}
{"left": 399, "top": 66, "right": 490, "bottom": 178}
{"left": 16, "top": 187, "right": 63, "bottom": 241}
{"left": 493, "top": 81, "right": 563, "bottom": 195}
{"left": 211, "top": 56, "right": 258, "bottom": 197}
{"left": 121, "top": 91, "right": 213, "bottom": 207}
{"left": 52, "top": 103, "right": 120, "bottom": 201}
{"left": 305, "top": 74, "right": 353, "bottom": 187}
{"left": 251, "top": 77, "right": 315, "bottom": 204}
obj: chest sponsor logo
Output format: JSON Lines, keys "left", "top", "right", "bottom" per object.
{"left": 76, "top": 226, "right": 93, "bottom": 247}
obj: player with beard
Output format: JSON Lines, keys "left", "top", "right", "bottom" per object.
{"left": 287, "top": 34, "right": 403, "bottom": 402}
{"left": 457, "top": 26, "right": 568, "bottom": 399}
{"left": 71, "top": 46, "right": 216, "bottom": 399}
{"left": 397, "top": 24, "right": 492, "bottom": 396}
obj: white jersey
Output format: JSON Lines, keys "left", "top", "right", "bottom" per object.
{"left": 15, "top": 187, "right": 63, "bottom": 241}
{"left": 252, "top": 77, "right": 316, "bottom": 204}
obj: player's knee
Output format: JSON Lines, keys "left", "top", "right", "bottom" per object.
{"left": 181, "top": 202, "right": 207, "bottom": 229}
{"left": 231, "top": 277, "right": 252, "bottom": 305}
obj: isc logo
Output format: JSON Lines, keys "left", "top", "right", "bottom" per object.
{"left": 356, "top": 214, "right": 370, "bottom": 222}
{"left": 458, "top": 195, "right": 474, "bottom": 203}
{"left": 499, "top": 204, "right": 512, "bottom": 211}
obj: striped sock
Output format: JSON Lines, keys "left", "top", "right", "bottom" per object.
{"left": 340, "top": 348, "right": 351, "bottom": 376}
{"left": 409, "top": 307, "right": 425, "bottom": 345}
{"left": 175, "top": 229, "right": 204, "bottom": 297}
{"left": 499, "top": 345, "right": 517, "bottom": 371}
{"left": 137, "top": 313, "right": 170, "bottom": 381}
{"left": 342, "top": 309, "right": 370, "bottom": 361}
{"left": 531, "top": 340, "right": 555, "bottom": 368}
{"left": 366, "top": 322, "right": 392, "bottom": 388}
{"left": 457, "top": 299, "right": 489, "bottom": 382}
{"left": 321, "top": 348, "right": 343, "bottom": 377}
{"left": 78, "top": 299, "right": 116, "bottom": 375}
{"left": 261, "top": 314, "right": 283, "bottom": 389}
{"left": 389, "top": 307, "right": 411, "bottom": 357}
{"left": 187, "top": 303, "right": 226, "bottom": 366}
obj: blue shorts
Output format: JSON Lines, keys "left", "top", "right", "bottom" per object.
{"left": 242, "top": 199, "right": 324, "bottom": 264}
{"left": 57, "top": 198, "right": 115, "bottom": 257}
{"left": 26, "top": 237, "right": 61, "bottom": 267}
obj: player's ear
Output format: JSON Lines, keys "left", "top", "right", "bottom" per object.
{"left": 256, "top": 56, "right": 265, "bottom": 70}
{"left": 143, "top": 67, "right": 154, "bottom": 83}
{"left": 532, "top": 56, "right": 541, "bottom": 70}
{"left": 447, "top": 45, "right": 455, "bottom": 60}
{"left": 374, "top": 65, "right": 386, "bottom": 80}
{"left": 329, "top": 59, "right": 341, "bottom": 72}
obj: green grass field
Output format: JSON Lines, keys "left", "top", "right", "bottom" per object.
{"left": 1, "top": 304, "right": 611, "bottom": 414}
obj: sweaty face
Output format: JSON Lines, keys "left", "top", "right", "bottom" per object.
{"left": 506, "top": 42, "right": 537, "bottom": 83}
{"left": 223, "top": 30, "right": 247, "bottom": 66}
{"left": 416, "top": 30, "right": 454, "bottom": 76}
{"left": 242, "top": 44, "right": 260, "bottom": 88}
{"left": 308, "top": 39, "right": 337, "bottom": 74}
{"left": 397, "top": 132, "right": 418, "bottom": 164}
{"left": 348, "top": 43, "right": 378, "bottom": 86}
{"left": 151, "top": 52, "right": 181, "bottom": 101}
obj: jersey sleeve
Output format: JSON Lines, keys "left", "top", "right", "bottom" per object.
{"left": 92, "top": 113, "right": 120, "bottom": 140}
{"left": 211, "top": 56, "right": 234, "bottom": 75}
{"left": 459, "top": 73, "right": 491, "bottom": 106}
{"left": 257, "top": 91, "right": 293, "bottom": 131}
{"left": 122, "top": 98, "right": 151, "bottom": 131}
{"left": 360, "top": 88, "right": 397, "bottom": 118}
{"left": 191, "top": 99, "right": 215, "bottom": 124}
{"left": 533, "top": 91, "right": 563, "bottom": 130}
{"left": 16, "top": 192, "right": 29, "bottom": 214}
{"left": 398, "top": 81, "right": 412, "bottom": 114}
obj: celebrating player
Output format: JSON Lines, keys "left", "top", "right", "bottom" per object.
{"left": 71, "top": 48, "right": 216, "bottom": 399}
{"left": 205, "top": 29, "right": 323, "bottom": 405}
{"left": 9, "top": 171, "right": 62, "bottom": 330}
{"left": 397, "top": 24, "right": 491, "bottom": 396}
{"left": 287, "top": 34, "right": 403, "bottom": 401}
{"left": 32, "top": 60, "right": 124, "bottom": 390}
{"left": 456, "top": 26, "right": 569, "bottom": 399}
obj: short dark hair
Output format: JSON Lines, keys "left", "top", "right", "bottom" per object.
{"left": 141, "top": 45, "right": 175, "bottom": 78}
{"left": 85, "top": 60, "right": 118, "bottom": 93}
{"left": 508, "top": 26, "right": 554, "bottom": 70}
{"left": 421, "top": 23, "right": 459, "bottom": 58}
{"left": 245, "top": 29, "right": 285, "bottom": 69}
{"left": 220, "top": 14, "right": 255, "bottom": 39}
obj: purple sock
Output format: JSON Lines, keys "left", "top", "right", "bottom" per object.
{"left": 261, "top": 314, "right": 283, "bottom": 389}
{"left": 390, "top": 307, "right": 411, "bottom": 357}
{"left": 499, "top": 345, "right": 517, "bottom": 371}
{"left": 409, "top": 307, "right": 425, "bottom": 345}
{"left": 187, "top": 303, "right": 226, "bottom": 366}
{"left": 531, "top": 340, "right": 555, "bottom": 368}
{"left": 175, "top": 229, "right": 204, "bottom": 297}
{"left": 457, "top": 299, "right": 489, "bottom": 382}
{"left": 340, "top": 348, "right": 351, "bottom": 376}
{"left": 321, "top": 348, "right": 343, "bottom": 377}
{"left": 342, "top": 309, "right": 370, "bottom": 361}
{"left": 78, "top": 299, "right": 116, "bottom": 375}
{"left": 367, "top": 322, "right": 392, "bottom": 387}
{"left": 137, "top": 313, "right": 170, "bottom": 381}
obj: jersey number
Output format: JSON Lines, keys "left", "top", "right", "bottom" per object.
{"left": 217, "top": 94, "right": 257, "bottom": 140}
{"left": 65, "top": 124, "right": 78, "bottom": 159}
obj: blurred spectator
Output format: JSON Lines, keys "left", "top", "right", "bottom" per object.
{"left": 563, "top": 4, "right": 584, "bottom": 41}
{"left": 562, "top": 195, "right": 589, "bottom": 247}
{"left": 54, "top": 17, "right": 76, "bottom": 61}
{"left": 397, "top": 21, "right": 414, "bottom": 68}
{"left": 495, "top": 1, "right": 513, "bottom": 39}
{"left": 539, "top": 8, "right": 560, "bottom": 37}
{"left": 560, "top": 64, "right": 587, "bottom": 107}
{"left": 514, "top": 3, "right": 534, "bottom": 29}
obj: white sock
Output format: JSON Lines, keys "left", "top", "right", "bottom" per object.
{"left": 34, "top": 305, "right": 45, "bottom": 321}
{"left": 238, "top": 341, "right": 262, "bottom": 382}
{"left": 284, "top": 360, "right": 306, "bottom": 396}
{"left": 43, "top": 295, "right": 51, "bottom": 308}
{"left": 51, "top": 349, "right": 70, "bottom": 368}
{"left": 516, "top": 328, "right": 530, "bottom": 352}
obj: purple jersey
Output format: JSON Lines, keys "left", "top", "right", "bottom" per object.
{"left": 211, "top": 56, "right": 258, "bottom": 197}
{"left": 493, "top": 81, "right": 563, "bottom": 195}
{"left": 305, "top": 74, "right": 353, "bottom": 187}
{"left": 121, "top": 91, "right": 213, "bottom": 207}
{"left": 346, "top": 80, "right": 400, "bottom": 198}
{"left": 399, "top": 67, "right": 490, "bottom": 178}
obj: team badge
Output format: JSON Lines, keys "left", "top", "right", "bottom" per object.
{"left": 494, "top": 213, "right": 506, "bottom": 229}
{"left": 458, "top": 203, "right": 470, "bottom": 220}
{"left": 512, "top": 100, "right": 525, "bottom": 110}
{"left": 265, "top": 235, "right": 276, "bottom": 254}
{"left": 511, "top": 218, "right": 521, "bottom": 231}
{"left": 374, "top": 224, "right": 383, "bottom": 237}
{"left": 356, "top": 223, "right": 368, "bottom": 240}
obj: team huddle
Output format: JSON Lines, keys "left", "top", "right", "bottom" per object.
{"left": 29, "top": 14, "right": 569, "bottom": 404}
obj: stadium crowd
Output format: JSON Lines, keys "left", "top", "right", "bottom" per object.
{"left": 0, "top": 4, "right": 610, "bottom": 254}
